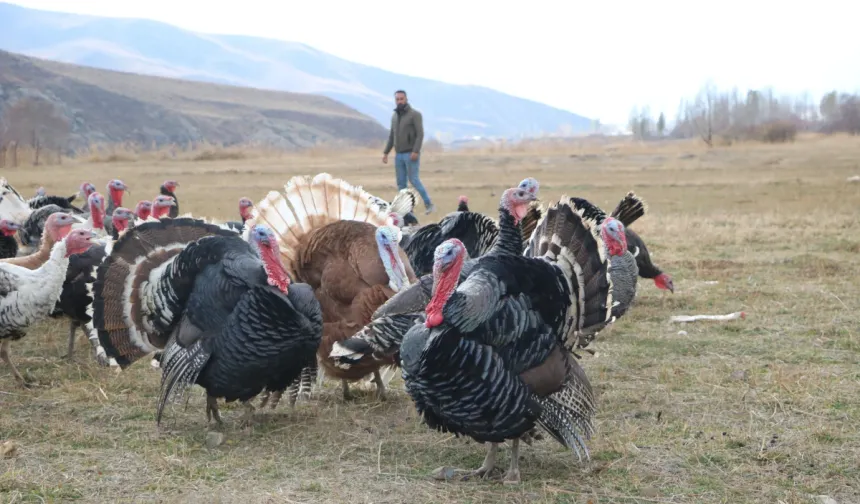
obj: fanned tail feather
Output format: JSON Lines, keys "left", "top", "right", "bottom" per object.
{"left": 519, "top": 201, "right": 543, "bottom": 247}
{"left": 609, "top": 191, "right": 647, "bottom": 228}
{"left": 243, "top": 173, "right": 394, "bottom": 278}
{"left": 389, "top": 188, "right": 419, "bottom": 217}
{"left": 524, "top": 197, "right": 614, "bottom": 349}
{"left": 93, "top": 218, "right": 238, "bottom": 368}
{"left": 536, "top": 353, "right": 596, "bottom": 461}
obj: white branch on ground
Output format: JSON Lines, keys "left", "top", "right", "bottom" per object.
{"left": 670, "top": 311, "right": 746, "bottom": 323}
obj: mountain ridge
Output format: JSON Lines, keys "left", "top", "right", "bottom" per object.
{"left": 0, "top": 48, "right": 388, "bottom": 150}
{"left": 0, "top": 2, "right": 593, "bottom": 141}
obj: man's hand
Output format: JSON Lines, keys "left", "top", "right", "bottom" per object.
{"left": 410, "top": 152, "right": 419, "bottom": 161}
{"left": 382, "top": 154, "right": 388, "bottom": 164}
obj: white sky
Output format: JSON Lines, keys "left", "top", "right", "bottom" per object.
{"left": 8, "top": 0, "right": 860, "bottom": 125}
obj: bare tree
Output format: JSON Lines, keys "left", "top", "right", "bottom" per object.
{"left": 656, "top": 112, "right": 666, "bottom": 136}
{"left": 3, "top": 98, "right": 70, "bottom": 166}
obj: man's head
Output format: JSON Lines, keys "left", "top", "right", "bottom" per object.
{"left": 394, "top": 90, "right": 408, "bottom": 109}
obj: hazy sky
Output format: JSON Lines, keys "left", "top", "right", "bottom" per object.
{"left": 8, "top": 0, "right": 860, "bottom": 125}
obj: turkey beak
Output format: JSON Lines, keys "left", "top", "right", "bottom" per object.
{"left": 667, "top": 280, "right": 675, "bottom": 294}
{"left": 259, "top": 235, "right": 271, "bottom": 247}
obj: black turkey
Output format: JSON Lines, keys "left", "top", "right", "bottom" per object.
{"left": 159, "top": 180, "right": 180, "bottom": 218}
{"left": 331, "top": 183, "right": 541, "bottom": 375}
{"left": 400, "top": 177, "right": 541, "bottom": 276}
{"left": 92, "top": 218, "right": 323, "bottom": 426}
{"left": 398, "top": 195, "right": 613, "bottom": 483}
{"left": 0, "top": 220, "right": 20, "bottom": 258}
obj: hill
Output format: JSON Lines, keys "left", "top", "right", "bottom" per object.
{"left": 0, "top": 49, "right": 387, "bottom": 150}
{"left": 0, "top": 2, "right": 593, "bottom": 141}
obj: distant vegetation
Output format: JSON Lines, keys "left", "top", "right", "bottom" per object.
{"left": 628, "top": 81, "right": 860, "bottom": 146}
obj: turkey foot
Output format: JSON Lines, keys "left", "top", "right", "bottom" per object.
{"left": 238, "top": 401, "right": 256, "bottom": 429}
{"left": 502, "top": 439, "right": 521, "bottom": 485}
{"left": 83, "top": 323, "right": 110, "bottom": 367}
{"left": 341, "top": 379, "right": 354, "bottom": 401}
{"left": 372, "top": 370, "right": 387, "bottom": 401}
{"left": 205, "top": 396, "right": 224, "bottom": 425}
{"left": 432, "top": 443, "right": 498, "bottom": 481}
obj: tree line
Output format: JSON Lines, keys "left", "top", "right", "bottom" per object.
{"left": 628, "top": 81, "right": 860, "bottom": 145}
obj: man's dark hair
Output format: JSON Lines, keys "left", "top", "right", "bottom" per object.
{"left": 394, "top": 90, "right": 407, "bottom": 97}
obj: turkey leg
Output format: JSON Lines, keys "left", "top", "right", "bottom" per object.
{"left": 239, "top": 400, "right": 256, "bottom": 428}
{"left": 1, "top": 340, "right": 27, "bottom": 386}
{"left": 64, "top": 321, "right": 80, "bottom": 359}
{"left": 341, "top": 379, "right": 353, "bottom": 400}
{"left": 83, "top": 322, "right": 110, "bottom": 367}
{"left": 431, "top": 442, "right": 498, "bottom": 481}
{"left": 205, "top": 395, "right": 224, "bottom": 425}
{"left": 372, "top": 369, "right": 387, "bottom": 400}
{"left": 502, "top": 439, "right": 521, "bottom": 484}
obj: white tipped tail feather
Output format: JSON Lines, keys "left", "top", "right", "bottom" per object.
{"left": 244, "top": 173, "right": 395, "bottom": 279}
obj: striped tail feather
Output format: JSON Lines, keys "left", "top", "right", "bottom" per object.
{"left": 536, "top": 353, "right": 596, "bottom": 460}
{"left": 519, "top": 201, "right": 543, "bottom": 247}
{"left": 524, "top": 197, "right": 614, "bottom": 350}
{"left": 609, "top": 191, "right": 647, "bottom": 228}
{"left": 92, "top": 217, "right": 238, "bottom": 369}
{"left": 388, "top": 188, "right": 419, "bottom": 218}
{"left": 243, "top": 173, "right": 394, "bottom": 278}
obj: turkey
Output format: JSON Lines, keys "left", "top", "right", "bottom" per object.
{"left": 330, "top": 183, "right": 542, "bottom": 371}
{"left": 569, "top": 197, "right": 638, "bottom": 326}
{"left": 104, "top": 179, "right": 129, "bottom": 235}
{"left": 626, "top": 229, "right": 674, "bottom": 293}
{"left": 27, "top": 192, "right": 83, "bottom": 214}
{"left": 242, "top": 172, "right": 417, "bottom": 406}
{"left": 223, "top": 197, "right": 256, "bottom": 232}
{"left": 92, "top": 218, "right": 241, "bottom": 368}
{"left": 585, "top": 191, "right": 674, "bottom": 293}
{"left": 1, "top": 229, "right": 97, "bottom": 385}
{"left": 400, "top": 177, "right": 542, "bottom": 276}
{"left": 159, "top": 180, "right": 180, "bottom": 218}
{"left": 1, "top": 213, "right": 78, "bottom": 270}
{"left": 0, "top": 220, "right": 20, "bottom": 258}
{"left": 456, "top": 195, "right": 469, "bottom": 212}
{"left": 134, "top": 200, "right": 153, "bottom": 221}
{"left": 398, "top": 195, "right": 614, "bottom": 483}
{"left": 72, "top": 192, "right": 108, "bottom": 238}
{"left": 79, "top": 182, "right": 97, "bottom": 201}
{"left": 91, "top": 217, "right": 322, "bottom": 426}
{"left": 150, "top": 195, "right": 176, "bottom": 219}
{"left": 16, "top": 203, "right": 85, "bottom": 256}
{"left": 0, "top": 177, "right": 33, "bottom": 225}
{"left": 52, "top": 207, "right": 136, "bottom": 366}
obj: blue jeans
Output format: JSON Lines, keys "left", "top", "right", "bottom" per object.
{"left": 395, "top": 152, "right": 432, "bottom": 207}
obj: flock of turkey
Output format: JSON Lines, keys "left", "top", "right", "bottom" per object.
{"left": 0, "top": 173, "right": 674, "bottom": 484}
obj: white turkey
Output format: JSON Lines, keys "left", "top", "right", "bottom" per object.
{"left": 397, "top": 194, "right": 614, "bottom": 483}
{"left": 1, "top": 228, "right": 98, "bottom": 385}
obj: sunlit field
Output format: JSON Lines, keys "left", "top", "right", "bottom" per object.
{"left": 2, "top": 135, "right": 859, "bottom": 503}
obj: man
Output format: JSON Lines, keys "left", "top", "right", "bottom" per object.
{"left": 382, "top": 90, "right": 435, "bottom": 215}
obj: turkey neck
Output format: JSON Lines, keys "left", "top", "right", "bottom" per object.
{"left": 425, "top": 255, "right": 464, "bottom": 327}
{"left": 490, "top": 206, "right": 521, "bottom": 256}
{"left": 38, "top": 240, "right": 72, "bottom": 289}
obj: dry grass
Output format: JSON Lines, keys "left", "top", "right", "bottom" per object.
{"left": 2, "top": 134, "right": 860, "bottom": 503}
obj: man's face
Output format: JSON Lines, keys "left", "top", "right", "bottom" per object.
{"left": 395, "top": 92, "right": 407, "bottom": 106}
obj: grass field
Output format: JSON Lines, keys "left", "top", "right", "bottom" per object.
{"left": 2, "top": 135, "right": 859, "bottom": 503}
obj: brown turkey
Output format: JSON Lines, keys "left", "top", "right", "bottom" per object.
{"left": 243, "top": 172, "right": 418, "bottom": 406}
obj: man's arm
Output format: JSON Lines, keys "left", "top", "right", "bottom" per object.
{"left": 383, "top": 125, "right": 394, "bottom": 155}
{"left": 412, "top": 111, "right": 424, "bottom": 154}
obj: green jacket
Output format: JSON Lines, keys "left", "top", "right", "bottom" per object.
{"left": 384, "top": 104, "right": 424, "bottom": 155}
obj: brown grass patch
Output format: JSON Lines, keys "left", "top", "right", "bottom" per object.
{"left": 2, "top": 135, "right": 859, "bottom": 503}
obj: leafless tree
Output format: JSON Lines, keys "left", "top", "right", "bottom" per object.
{"left": 3, "top": 98, "right": 70, "bottom": 166}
